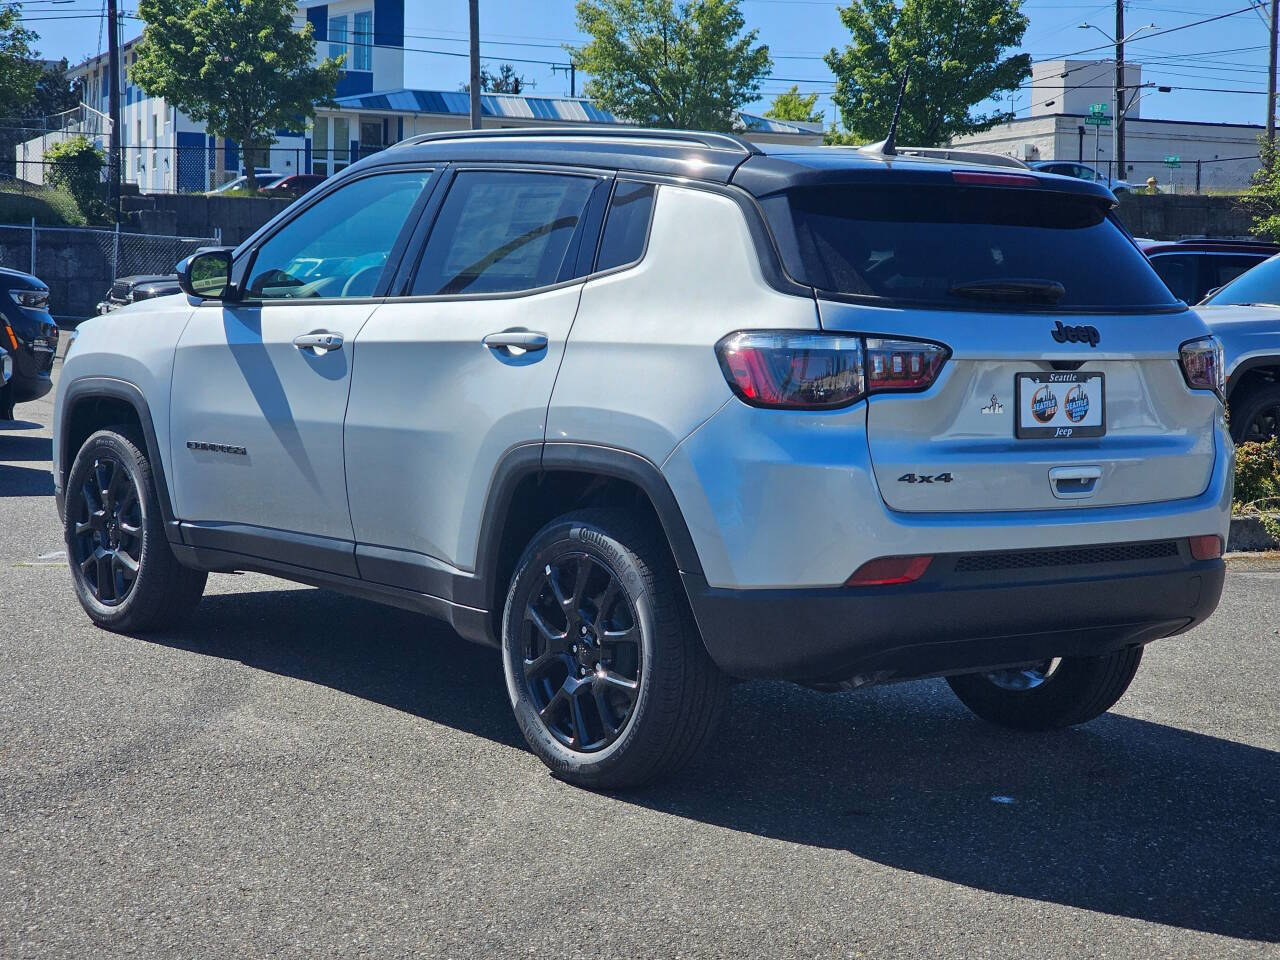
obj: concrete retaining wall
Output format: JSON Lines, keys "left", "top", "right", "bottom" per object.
{"left": 1114, "top": 193, "right": 1254, "bottom": 241}
{"left": 122, "top": 193, "right": 293, "bottom": 245}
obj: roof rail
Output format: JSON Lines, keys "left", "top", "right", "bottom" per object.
{"left": 892, "top": 146, "right": 1031, "bottom": 169}
{"left": 397, "top": 125, "right": 762, "bottom": 156}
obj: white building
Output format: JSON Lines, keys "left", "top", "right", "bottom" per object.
{"left": 20, "top": 0, "right": 819, "bottom": 192}
{"left": 952, "top": 59, "right": 1263, "bottom": 191}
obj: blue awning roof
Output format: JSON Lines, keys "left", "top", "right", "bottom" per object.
{"left": 327, "top": 89, "right": 819, "bottom": 136}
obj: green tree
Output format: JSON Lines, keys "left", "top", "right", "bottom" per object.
{"left": 0, "top": 4, "right": 41, "bottom": 121}
{"left": 825, "top": 0, "right": 1031, "bottom": 147}
{"left": 130, "top": 0, "right": 342, "bottom": 190}
{"left": 46, "top": 135, "right": 106, "bottom": 221}
{"left": 1246, "top": 136, "right": 1280, "bottom": 242}
{"left": 764, "top": 85, "right": 823, "bottom": 125}
{"left": 569, "top": 0, "right": 771, "bottom": 131}
{"left": 461, "top": 63, "right": 536, "bottom": 95}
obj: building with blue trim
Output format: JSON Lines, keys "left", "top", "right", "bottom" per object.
{"left": 22, "top": 0, "right": 820, "bottom": 192}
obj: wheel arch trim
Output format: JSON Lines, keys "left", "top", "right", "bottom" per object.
{"left": 59, "top": 376, "right": 181, "bottom": 543}
{"left": 472, "top": 441, "right": 705, "bottom": 615}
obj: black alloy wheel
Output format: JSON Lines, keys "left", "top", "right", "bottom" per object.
{"left": 71, "top": 455, "right": 143, "bottom": 606}
{"left": 520, "top": 552, "right": 642, "bottom": 752}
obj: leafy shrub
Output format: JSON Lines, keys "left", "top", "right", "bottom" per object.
{"left": 1234, "top": 438, "right": 1280, "bottom": 542}
{"left": 1235, "top": 438, "right": 1280, "bottom": 510}
{"left": 45, "top": 135, "right": 106, "bottom": 222}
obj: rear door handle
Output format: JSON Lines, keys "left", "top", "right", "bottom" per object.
{"left": 483, "top": 330, "right": 548, "bottom": 352}
{"left": 293, "top": 331, "right": 344, "bottom": 354}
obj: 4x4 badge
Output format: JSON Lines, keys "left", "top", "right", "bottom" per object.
{"left": 980, "top": 394, "right": 1004, "bottom": 414}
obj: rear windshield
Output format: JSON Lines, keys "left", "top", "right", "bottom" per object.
{"left": 761, "top": 185, "right": 1180, "bottom": 311}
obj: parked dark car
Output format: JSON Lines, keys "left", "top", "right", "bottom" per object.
{"left": 97, "top": 273, "right": 183, "bottom": 314}
{"left": 1140, "top": 239, "right": 1280, "bottom": 305}
{"left": 0, "top": 267, "right": 57, "bottom": 419}
{"left": 259, "top": 173, "right": 327, "bottom": 199}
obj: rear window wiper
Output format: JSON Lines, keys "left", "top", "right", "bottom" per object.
{"left": 948, "top": 278, "right": 1066, "bottom": 304}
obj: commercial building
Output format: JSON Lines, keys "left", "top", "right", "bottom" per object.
{"left": 951, "top": 59, "right": 1262, "bottom": 192}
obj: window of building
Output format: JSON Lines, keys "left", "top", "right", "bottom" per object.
{"left": 411, "top": 171, "right": 598, "bottom": 296}
{"left": 328, "top": 15, "right": 348, "bottom": 63}
{"left": 332, "top": 117, "right": 350, "bottom": 171}
{"left": 246, "top": 171, "right": 431, "bottom": 300}
{"left": 312, "top": 115, "right": 329, "bottom": 176}
{"left": 359, "top": 119, "right": 383, "bottom": 153}
{"left": 353, "top": 11, "right": 373, "bottom": 71}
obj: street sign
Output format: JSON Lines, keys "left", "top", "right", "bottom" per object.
{"left": 1089, "top": 103, "right": 1108, "bottom": 116}
{"left": 1163, "top": 155, "right": 1181, "bottom": 168}
{"left": 1084, "top": 115, "right": 1111, "bottom": 126}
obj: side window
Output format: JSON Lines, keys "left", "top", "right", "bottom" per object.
{"left": 595, "top": 181, "right": 656, "bottom": 272}
{"left": 411, "top": 170, "right": 597, "bottom": 296}
{"left": 1205, "top": 255, "right": 1267, "bottom": 295}
{"left": 1149, "top": 254, "right": 1199, "bottom": 304}
{"left": 245, "top": 171, "right": 431, "bottom": 300}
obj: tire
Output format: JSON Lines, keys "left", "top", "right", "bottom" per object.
{"left": 63, "top": 426, "right": 207, "bottom": 632}
{"left": 0, "top": 383, "right": 14, "bottom": 421}
{"left": 946, "top": 647, "right": 1143, "bottom": 731}
{"left": 501, "top": 508, "right": 728, "bottom": 790}
{"left": 1229, "top": 382, "right": 1280, "bottom": 444}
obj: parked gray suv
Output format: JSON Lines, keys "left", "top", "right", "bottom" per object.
{"left": 53, "top": 129, "right": 1231, "bottom": 788}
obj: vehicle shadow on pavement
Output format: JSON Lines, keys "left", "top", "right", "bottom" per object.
{"left": 152, "top": 585, "right": 524, "bottom": 750}
{"left": 148, "top": 586, "right": 1278, "bottom": 943}
{"left": 0, "top": 434, "right": 52, "bottom": 461}
{"left": 651, "top": 680, "right": 1280, "bottom": 944}
{"left": 0, "top": 463, "right": 54, "bottom": 496}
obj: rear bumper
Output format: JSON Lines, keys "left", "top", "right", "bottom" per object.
{"left": 683, "top": 539, "right": 1225, "bottom": 682}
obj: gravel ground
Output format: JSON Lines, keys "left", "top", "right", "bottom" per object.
{"left": 1, "top": 366, "right": 1277, "bottom": 959}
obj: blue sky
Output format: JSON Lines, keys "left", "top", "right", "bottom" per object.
{"left": 17, "top": 0, "right": 1273, "bottom": 128}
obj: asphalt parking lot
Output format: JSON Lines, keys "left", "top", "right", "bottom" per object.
{"left": 2, "top": 364, "right": 1278, "bottom": 959}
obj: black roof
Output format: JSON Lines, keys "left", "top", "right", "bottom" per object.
{"left": 345, "top": 126, "right": 1117, "bottom": 203}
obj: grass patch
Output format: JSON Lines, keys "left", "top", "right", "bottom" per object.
{"left": 0, "top": 180, "right": 87, "bottom": 225}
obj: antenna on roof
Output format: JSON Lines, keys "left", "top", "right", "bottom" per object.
{"left": 860, "top": 67, "right": 910, "bottom": 158}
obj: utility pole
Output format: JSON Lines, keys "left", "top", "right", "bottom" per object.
{"left": 468, "top": 0, "right": 481, "bottom": 130}
{"left": 106, "top": 0, "right": 122, "bottom": 221}
{"left": 1114, "top": 0, "right": 1125, "bottom": 184}
{"left": 1268, "top": 0, "right": 1278, "bottom": 143}
{"left": 552, "top": 62, "right": 577, "bottom": 97}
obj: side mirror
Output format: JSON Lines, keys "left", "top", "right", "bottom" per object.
{"left": 177, "top": 247, "right": 236, "bottom": 301}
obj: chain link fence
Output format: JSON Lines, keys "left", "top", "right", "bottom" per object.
{"left": 0, "top": 222, "right": 216, "bottom": 321}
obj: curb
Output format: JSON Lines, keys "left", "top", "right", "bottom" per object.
{"left": 1228, "top": 514, "right": 1280, "bottom": 552}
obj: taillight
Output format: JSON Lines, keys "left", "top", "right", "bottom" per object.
{"left": 716, "top": 331, "right": 948, "bottom": 410}
{"left": 865, "top": 338, "right": 949, "bottom": 392}
{"left": 846, "top": 555, "right": 933, "bottom": 586}
{"left": 1188, "top": 535, "right": 1222, "bottom": 561}
{"left": 952, "top": 170, "right": 1038, "bottom": 188}
{"left": 1179, "top": 337, "right": 1225, "bottom": 400}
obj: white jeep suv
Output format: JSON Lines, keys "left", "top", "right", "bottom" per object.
{"left": 54, "top": 129, "right": 1232, "bottom": 789}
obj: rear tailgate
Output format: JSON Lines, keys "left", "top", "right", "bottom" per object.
{"left": 819, "top": 301, "right": 1218, "bottom": 512}
{"left": 757, "top": 171, "right": 1221, "bottom": 514}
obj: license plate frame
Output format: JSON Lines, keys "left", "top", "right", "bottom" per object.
{"left": 1014, "top": 371, "right": 1105, "bottom": 439}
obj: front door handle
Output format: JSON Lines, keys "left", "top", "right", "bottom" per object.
{"left": 483, "top": 330, "right": 548, "bottom": 352}
{"left": 293, "top": 331, "right": 344, "bottom": 355}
